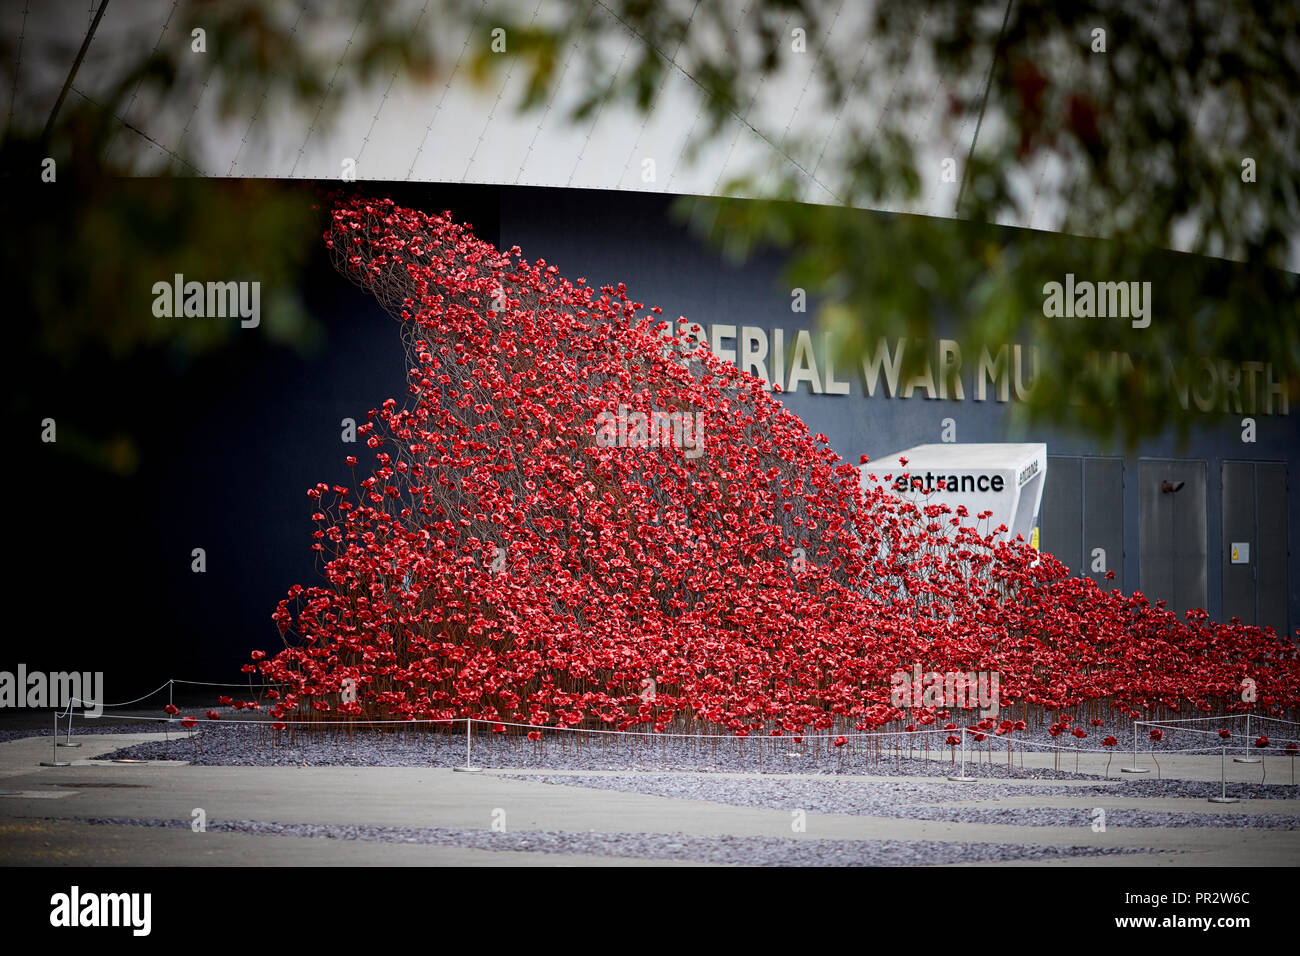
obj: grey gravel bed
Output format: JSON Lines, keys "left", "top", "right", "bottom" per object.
{"left": 879, "top": 806, "right": 1299, "bottom": 828}
{"left": 0, "top": 723, "right": 161, "bottom": 743}
{"left": 96, "top": 725, "right": 1108, "bottom": 779}
{"left": 499, "top": 773, "right": 1300, "bottom": 828}
{"left": 65, "top": 815, "right": 1152, "bottom": 865}
{"left": 97, "top": 723, "right": 1300, "bottom": 794}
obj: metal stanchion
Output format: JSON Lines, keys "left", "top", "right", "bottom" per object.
{"left": 452, "top": 717, "right": 483, "bottom": 773}
{"left": 56, "top": 707, "right": 81, "bottom": 749}
{"left": 948, "top": 729, "right": 975, "bottom": 783}
{"left": 39, "top": 713, "right": 71, "bottom": 767}
{"left": 1233, "top": 713, "right": 1260, "bottom": 763}
{"left": 1208, "top": 746, "right": 1239, "bottom": 803}
{"left": 1121, "top": 722, "right": 1149, "bottom": 773}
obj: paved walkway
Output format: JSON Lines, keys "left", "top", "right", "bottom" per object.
{"left": 2, "top": 732, "right": 1297, "bottom": 866}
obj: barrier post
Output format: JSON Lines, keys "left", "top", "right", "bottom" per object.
{"left": 452, "top": 717, "right": 483, "bottom": 773}
{"left": 1208, "top": 746, "right": 1239, "bottom": 803}
{"left": 948, "top": 728, "right": 975, "bottom": 783}
{"left": 39, "top": 712, "right": 71, "bottom": 767}
{"left": 57, "top": 705, "right": 81, "bottom": 748}
{"left": 1121, "top": 720, "right": 1149, "bottom": 773}
{"left": 1233, "top": 713, "right": 1260, "bottom": 764}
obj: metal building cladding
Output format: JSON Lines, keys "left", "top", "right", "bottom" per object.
{"left": 478, "top": 185, "right": 1298, "bottom": 637}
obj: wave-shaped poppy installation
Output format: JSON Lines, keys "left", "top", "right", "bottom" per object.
{"left": 211, "top": 196, "right": 1298, "bottom": 735}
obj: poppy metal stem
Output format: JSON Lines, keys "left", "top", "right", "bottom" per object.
{"left": 452, "top": 717, "right": 483, "bottom": 773}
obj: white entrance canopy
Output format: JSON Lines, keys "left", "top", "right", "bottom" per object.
{"left": 859, "top": 443, "right": 1048, "bottom": 546}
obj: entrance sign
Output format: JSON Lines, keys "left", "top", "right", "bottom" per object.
{"left": 861, "top": 443, "right": 1048, "bottom": 545}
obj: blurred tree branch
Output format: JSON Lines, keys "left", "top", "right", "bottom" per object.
{"left": 467, "top": 0, "right": 1300, "bottom": 447}
{"left": 4, "top": 0, "right": 1298, "bottom": 463}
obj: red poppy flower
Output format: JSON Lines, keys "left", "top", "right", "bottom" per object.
{"left": 181, "top": 716, "right": 197, "bottom": 728}
{"left": 1149, "top": 729, "right": 1163, "bottom": 742}
{"left": 1102, "top": 735, "right": 1117, "bottom": 747}
{"left": 206, "top": 710, "right": 220, "bottom": 721}
{"left": 833, "top": 735, "right": 847, "bottom": 747}
{"left": 1255, "top": 735, "right": 1269, "bottom": 748}
{"left": 164, "top": 704, "right": 179, "bottom": 715}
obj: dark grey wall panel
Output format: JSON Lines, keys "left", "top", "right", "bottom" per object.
{"left": 1042, "top": 456, "right": 1083, "bottom": 573}
{"left": 1221, "top": 461, "right": 1257, "bottom": 623}
{"left": 1139, "top": 460, "right": 1208, "bottom": 615}
{"left": 1257, "top": 463, "right": 1289, "bottom": 634}
{"left": 1084, "top": 457, "right": 1125, "bottom": 588}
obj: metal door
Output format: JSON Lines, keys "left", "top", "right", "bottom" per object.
{"left": 1084, "top": 457, "right": 1124, "bottom": 587}
{"left": 1041, "top": 456, "right": 1124, "bottom": 586}
{"left": 1222, "top": 461, "right": 1289, "bottom": 634}
{"left": 1139, "top": 460, "right": 1208, "bottom": 615}
{"left": 1041, "top": 457, "right": 1083, "bottom": 573}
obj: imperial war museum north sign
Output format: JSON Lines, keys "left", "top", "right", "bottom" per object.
{"left": 666, "top": 321, "right": 1290, "bottom": 417}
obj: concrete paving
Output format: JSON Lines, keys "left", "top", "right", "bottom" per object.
{"left": 1, "top": 732, "right": 1297, "bottom": 866}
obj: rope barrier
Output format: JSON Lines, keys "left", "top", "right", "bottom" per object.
{"left": 39, "top": 678, "right": 1300, "bottom": 769}
{"left": 1137, "top": 714, "right": 1300, "bottom": 728}
{"left": 55, "top": 680, "right": 174, "bottom": 715}
{"left": 61, "top": 710, "right": 1293, "bottom": 754}
{"left": 51, "top": 678, "right": 278, "bottom": 717}
{"left": 170, "top": 679, "right": 287, "bottom": 688}
{"left": 1133, "top": 723, "right": 1300, "bottom": 745}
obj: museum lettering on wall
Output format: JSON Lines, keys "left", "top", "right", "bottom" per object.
{"left": 664, "top": 321, "right": 1290, "bottom": 416}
